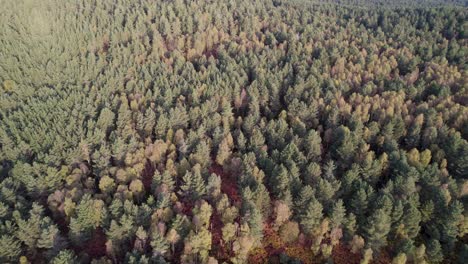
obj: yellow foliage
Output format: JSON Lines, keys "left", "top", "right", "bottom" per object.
{"left": 3, "top": 80, "right": 15, "bottom": 92}
{"left": 407, "top": 148, "right": 420, "bottom": 167}
{"left": 419, "top": 149, "right": 432, "bottom": 167}
{"left": 19, "top": 256, "right": 28, "bottom": 264}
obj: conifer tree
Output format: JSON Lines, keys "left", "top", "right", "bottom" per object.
{"left": 365, "top": 209, "right": 391, "bottom": 251}
{"left": 300, "top": 198, "right": 323, "bottom": 235}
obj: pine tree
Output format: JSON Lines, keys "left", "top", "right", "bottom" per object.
{"left": 216, "top": 134, "right": 233, "bottom": 165}
{"left": 440, "top": 200, "right": 463, "bottom": 253}
{"left": 300, "top": 198, "right": 323, "bottom": 235}
{"left": 332, "top": 125, "right": 357, "bottom": 166}
{"left": 206, "top": 173, "right": 221, "bottom": 199}
{"left": 134, "top": 226, "right": 148, "bottom": 252}
{"left": 192, "top": 201, "right": 212, "bottom": 232}
{"left": 344, "top": 213, "right": 357, "bottom": 241}
{"left": 0, "top": 235, "right": 21, "bottom": 262}
{"left": 37, "top": 224, "right": 67, "bottom": 259}
{"left": 51, "top": 250, "right": 77, "bottom": 264}
{"left": 191, "top": 141, "right": 211, "bottom": 170}
{"left": 171, "top": 214, "right": 190, "bottom": 238}
{"left": 180, "top": 171, "right": 205, "bottom": 200}
{"left": 294, "top": 185, "right": 314, "bottom": 216}
{"left": 402, "top": 203, "right": 421, "bottom": 239}
{"left": 253, "top": 183, "right": 272, "bottom": 218}
{"left": 426, "top": 239, "right": 443, "bottom": 263}
{"left": 222, "top": 223, "right": 237, "bottom": 250}
{"left": 143, "top": 109, "right": 157, "bottom": 137}
{"left": 330, "top": 199, "right": 346, "bottom": 228}
{"left": 364, "top": 208, "right": 391, "bottom": 251}
{"left": 237, "top": 131, "right": 247, "bottom": 152}
{"left": 160, "top": 170, "right": 175, "bottom": 194}
{"left": 247, "top": 205, "right": 263, "bottom": 241}
{"left": 183, "top": 228, "right": 212, "bottom": 263}
{"left": 305, "top": 129, "right": 322, "bottom": 161}
{"left": 151, "top": 231, "right": 169, "bottom": 257}
{"left": 69, "top": 195, "right": 107, "bottom": 245}
{"left": 271, "top": 165, "right": 291, "bottom": 203}
{"left": 166, "top": 228, "right": 180, "bottom": 254}
{"left": 15, "top": 204, "right": 43, "bottom": 253}
{"left": 191, "top": 167, "right": 207, "bottom": 200}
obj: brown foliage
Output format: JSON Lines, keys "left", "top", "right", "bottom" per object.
{"left": 81, "top": 228, "right": 107, "bottom": 259}
{"left": 332, "top": 243, "right": 361, "bottom": 264}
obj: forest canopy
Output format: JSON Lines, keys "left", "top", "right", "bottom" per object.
{"left": 0, "top": 0, "right": 467, "bottom": 263}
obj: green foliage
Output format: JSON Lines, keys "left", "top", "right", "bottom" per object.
{"left": 300, "top": 198, "right": 324, "bottom": 235}
{"left": 0, "top": 0, "right": 466, "bottom": 262}
{"left": 69, "top": 194, "right": 107, "bottom": 245}
{"left": 365, "top": 209, "right": 391, "bottom": 251}
{"left": 183, "top": 228, "right": 212, "bottom": 263}
{"left": 0, "top": 235, "right": 22, "bottom": 262}
{"left": 426, "top": 239, "right": 444, "bottom": 263}
{"left": 51, "top": 250, "right": 78, "bottom": 264}
{"left": 179, "top": 167, "right": 206, "bottom": 200}
{"left": 14, "top": 203, "right": 66, "bottom": 259}
{"left": 330, "top": 199, "right": 346, "bottom": 228}
{"left": 151, "top": 231, "right": 169, "bottom": 257}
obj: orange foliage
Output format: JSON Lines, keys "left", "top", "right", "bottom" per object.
{"left": 263, "top": 223, "right": 285, "bottom": 254}
{"left": 332, "top": 243, "right": 361, "bottom": 264}
{"left": 285, "top": 245, "right": 316, "bottom": 264}
{"left": 247, "top": 217, "right": 320, "bottom": 263}
{"left": 248, "top": 247, "right": 269, "bottom": 264}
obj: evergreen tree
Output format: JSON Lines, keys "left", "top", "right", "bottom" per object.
{"left": 330, "top": 199, "right": 346, "bottom": 228}
{"left": 0, "top": 0, "right": 466, "bottom": 262}
{"left": 365, "top": 209, "right": 391, "bottom": 251}
{"left": 51, "top": 250, "right": 77, "bottom": 264}
{"left": 151, "top": 231, "right": 169, "bottom": 257}
{"left": 0, "top": 235, "right": 21, "bottom": 262}
{"left": 300, "top": 198, "right": 323, "bottom": 235}
{"left": 426, "top": 239, "right": 443, "bottom": 263}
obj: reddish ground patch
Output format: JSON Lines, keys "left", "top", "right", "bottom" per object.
{"left": 52, "top": 212, "right": 70, "bottom": 234}
{"left": 209, "top": 163, "right": 241, "bottom": 205}
{"left": 181, "top": 200, "right": 195, "bottom": 217}
{"left": 332, "top": 243, "right": 361, "bottom": 264}
{"left": 82, "top": 228, "right": 107, "bottom": 259}
{"left": 202, "top": 45, "right": 219, "bottom": 59}
{"left": 171, "top": 241, "right": 185, "bottom": 264}
{"left": 332, "top": 243, "right": 393, "bottom": 264}
{"left": 207, "top": 162, "right": 242, "bottom": 263}
{"left": 141, "top": 160, "right": 154, "bottom": 192}
{"left": 210, "top": 210, "right": 231, "bottom": 262}
{"left": 372, "top": 249, "right": 392, "bottom": 264}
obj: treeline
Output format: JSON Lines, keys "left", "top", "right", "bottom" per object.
{"left": 307, "top": 0, "right": 467, "bottom": 8}
{"left": 0, "top": 0, "right": 466, "bottom": 263}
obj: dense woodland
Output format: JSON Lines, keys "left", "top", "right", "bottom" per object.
{"left": 0, "top": 0, "right": 467, "bottom": 263}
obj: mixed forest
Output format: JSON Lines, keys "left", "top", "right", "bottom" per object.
{"left": 0, "top": 0, "right": 467, "bottom": 263}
